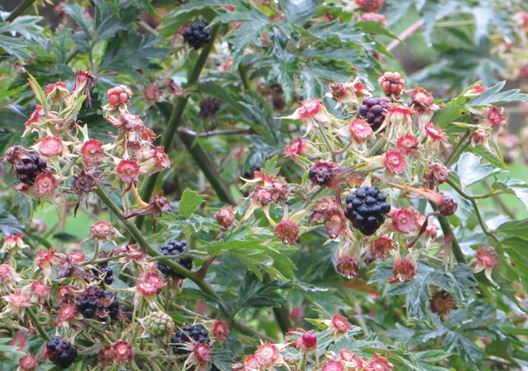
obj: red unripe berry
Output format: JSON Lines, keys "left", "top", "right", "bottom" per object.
{"left": 296, "top": 331, "right": 317, "bottom": 351}
{"left": 378, "top": 72, "right": 405, "bottom": 96}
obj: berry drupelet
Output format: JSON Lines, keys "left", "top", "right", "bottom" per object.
{"left": 345, "top": 186, "right": 391, "bottom": 236}
{"left": 182, "top": 21, "right": 211, "bottom": 49}
{"left": 172, "top": 324, "right": 210, "bottom": 354}
{"left": 14, "top": 153, "right": 47, "bottom": 186}
{"left": 157, "top": 240, "right": 193, "bottom": 279}
{"left": 357, "top": 97, "right": 390, "bottom": 131}
{"left": 75, "top": 286, "right": 119, "bottom": 320}
{"left": 46, "top": 337, "right": 77, "bottom": 369}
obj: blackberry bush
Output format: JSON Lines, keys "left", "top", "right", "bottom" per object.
{"left": 1, "top": 2, "right": 528, "bottom": 370}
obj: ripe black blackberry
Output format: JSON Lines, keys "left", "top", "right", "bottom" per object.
{"left": 75, "top": 286, "right": 119, "bottom": 320}
{"left": 93, "top": 265, "right": 114, "bottom": 285}
{"left": 172, "top": 324, "right": 209, "bottom": 354}
{"left": 357, "top": 97, "right": 390, "bottom": 131}
{"left": 198, "top": 97, "right": 222, "bottom": 119}
{"left": 345, "top": 186, "right": 391, "bottom": 236}
{"left": 14, "top": 153, "right": 47, "bottom": 186}
{"left": 182, "top": 21, "right": 211, "bottom": 49}
{"left": 46, "top": 336, "right": 77, "bottom": 369}
{"left": 157, "top": 240, "right": 193, "bottom": 279}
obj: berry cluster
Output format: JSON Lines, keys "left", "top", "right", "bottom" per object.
{"left": 46, "top": 337, "right": 77, "bottom": 369}
{"left": 357, "top": 97, "right": 390, "bottom": 131}
{"left": 157, "top": 240, "right": 193, "bottom": 278}
{"left": 75, "top": 286, "right": 119, "bottom": 320}
{"left": 172, "top": 324, "right": 210, "bottom": 354}
{"left": 14, "top": 153, "right": 47, "bottom": 186}
{"left": 344, "top": 186, "right": 391, "bottom": 235}
{"left": 182, "top": 21, "right": 211, "bottom": 49}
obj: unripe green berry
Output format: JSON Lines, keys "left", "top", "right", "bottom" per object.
{"left": 144, "top": 311, "right": 175, "bottom": 338}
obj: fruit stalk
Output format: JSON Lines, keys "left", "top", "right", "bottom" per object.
{"left": 139, "top": 25, "right": 221, "bottom": 227}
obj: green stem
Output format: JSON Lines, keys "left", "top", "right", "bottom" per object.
{"left": 446, "top": 178, "right": 500, "bottom": 244}
{"left": 432, "top": 205, "right": 466, "bottom": 264}
{"left": 239, "top": 63, "right": 252, "bottom": 91}
{"left": 94, "top": 185, "right": 269, "bottom": 340}
{"left": 6, "top": 0, "right": 35, "bottom": 22}
{"left": 95, "top": 186, "right": 222, "bottom": 302}
{"left": 27, "top": 307, "right": 50, "bottom": 341}
{"left": 178, "top": 129, "right": 235, "bottom": 204}
{"left": 138, "top": 26, "right": 220, "bottom": 228}
{"left": 483, "top": 181, "right": 516, "bottom": 218}
{"left": 445, "top": 130, "right": 472, "bottom": 167}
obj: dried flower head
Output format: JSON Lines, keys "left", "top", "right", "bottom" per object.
{"left": 90, "top": 221, "right": 116, "bottom": 240}
{"left": 216, "top": 205, "right": 235, "bottom": 229}
{"left": 274, "top": 219, "right": 299, "bottom": 244}
{"left": 330, "top": 313, "right": 352, "bottom": 333}
{"left": 383, "top": 150, "right": 406, "bottom": 174}
{"left": 390, "top": 257, "right": 416, "bottom": 283}
{"left": 255, "top": 343, "right": 280, "bottom": 368}
{"left": 336, "top": 255, "right": 360, "bottom": 279}
{"left": 430, "top": 289, "right": 457, "bottom": 321}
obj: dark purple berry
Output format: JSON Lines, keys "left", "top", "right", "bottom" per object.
{"left": 75, "top": 286, "right": 119, "bottom": 321}
{"left": 171, "top": 324, "right": 209, "bottom": 355}
{"left": 157, "top": 240, "right": 192, "bottom": 279}
{"left": 46, "top": 336, "right": 77, "bottom": 369}
{"left": 357, "top": 97, "right": 390, "bottom": 131}
{"left": 182, "top": 21, "right": 211, "bottom": 49}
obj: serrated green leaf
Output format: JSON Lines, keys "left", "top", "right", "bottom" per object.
{"left": 453, "top": 152, "right": 501, "bottom": 187}
{"left": 179, "top": 189, "right": 204, "bottom": 218}
{"left": 469, "top": 81, "right": 528, "bottom": 106}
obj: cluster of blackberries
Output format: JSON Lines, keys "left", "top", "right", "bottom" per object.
{"left": 172, "top": 324, "right": 209, "bottom": 354}
{"left": 344, "top": 186, "right": 391, "bottom": 235}
{"left": 198, "top": 97, "right": 222, "bottom": 119}
{"left": 157, "top": 240, "right": 193, "bottom": 279}
{"left": 75, "top": 286, "right": 119, "bottom": 320}
{"left": 182, "top": 21, "right": 211, "bottom": 49}
{"left": 46, "top": 336, "right": 77, "bottom": 369}
{"left": 14, "top": 153, "right": 47, "bottom": 186}
{"left": 93, "top": 265, "right": 114, "bottom": 285}
{"left": 357, "top": 97, "right": 390, "bottom": 131}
